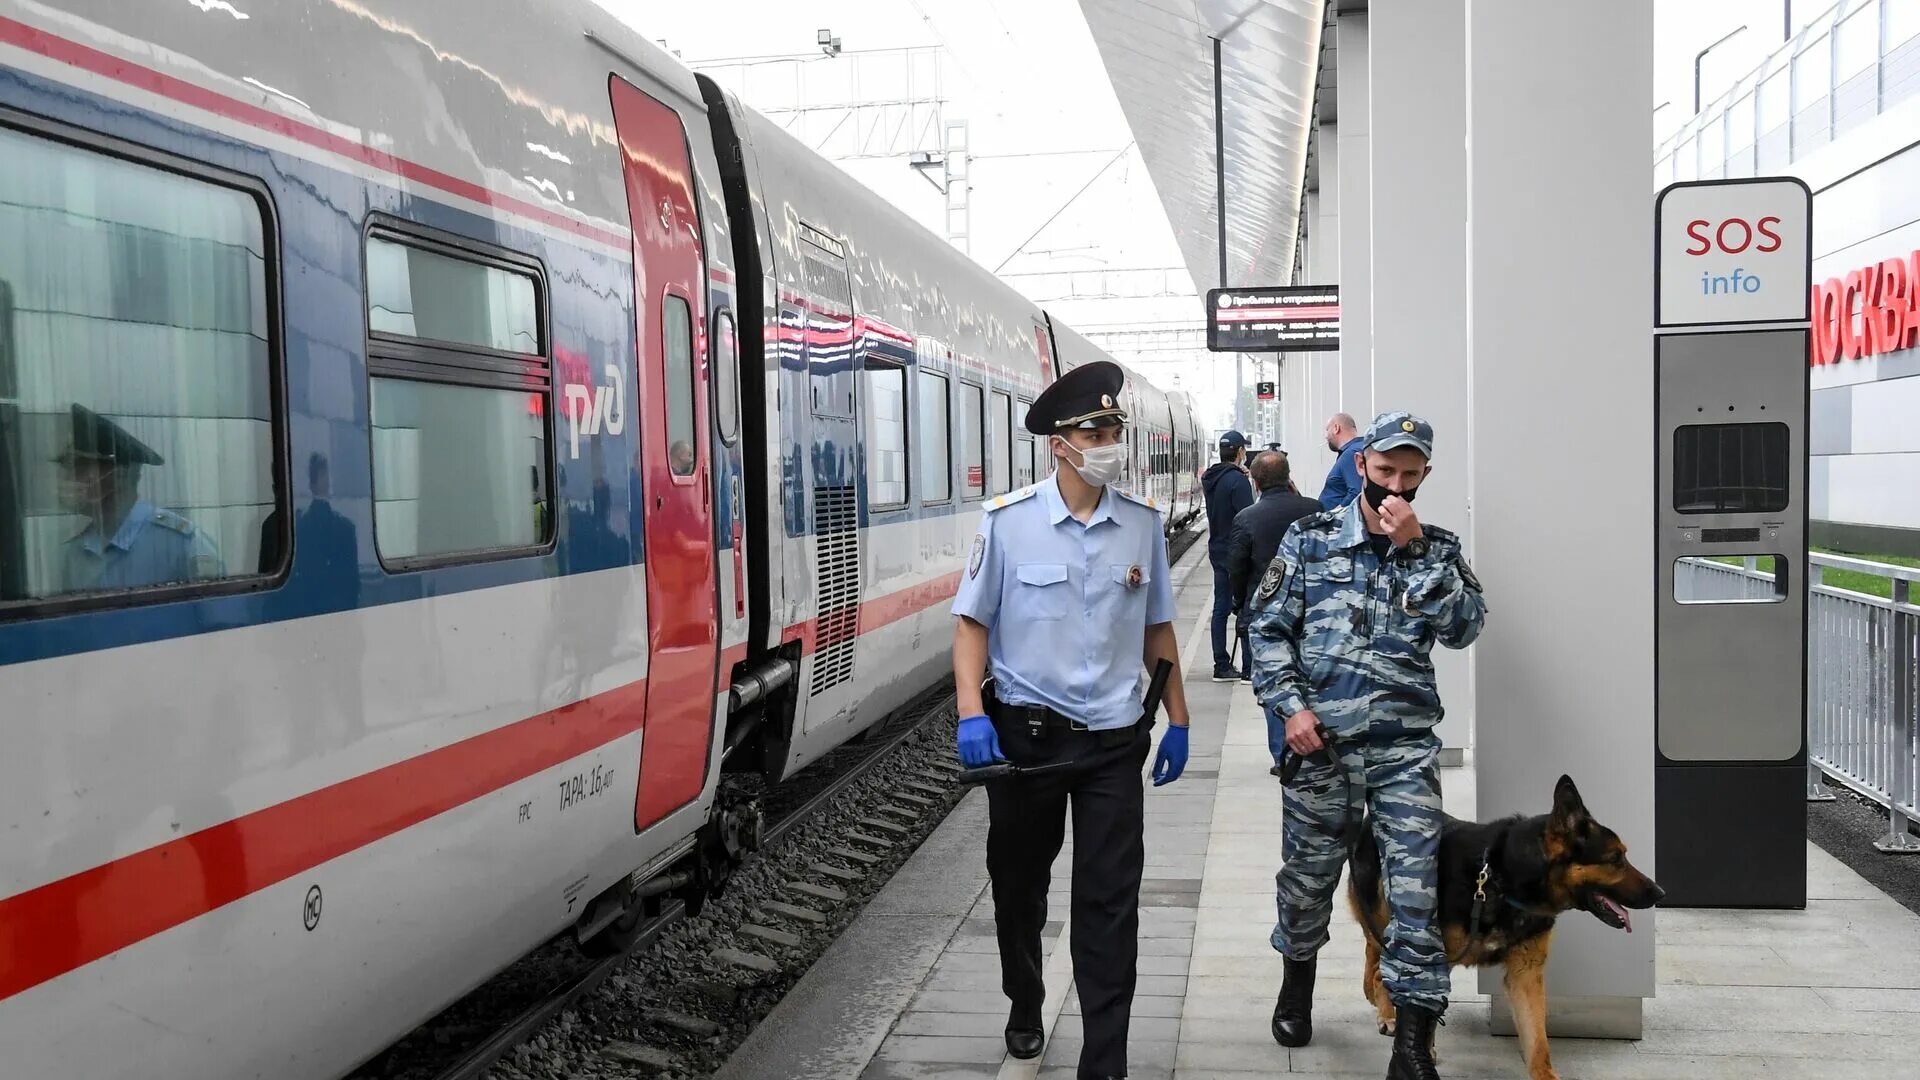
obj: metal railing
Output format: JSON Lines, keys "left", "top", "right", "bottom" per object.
{"left": 1654, "top": 0, "right": 1920, "bottom": 186}
{"left": 1681, "top": 553, "right": 1920, "bottom": 853}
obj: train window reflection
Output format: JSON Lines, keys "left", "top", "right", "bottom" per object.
{"left": 960, "top": 381, "right": 985, "bottom": 500}
{"left": 0, "top": 124, "right": 280, "bottom": 609}
{"left": 989, "top": 390, "right": 1012, "bottom": 495}
{"left": 863, "top": 363, "right": 907, "bottom": 507}
{"left": 665, "top": 294, "right": 696, "bottom": 477}
{"left": 917, "top": 371, "right": 951, "bottom": 503}
{"left": 370, "top": 379, "right": 548, "bottom": 561}
{"left": 366, "top": 235, "right": 539, "bottom": 355}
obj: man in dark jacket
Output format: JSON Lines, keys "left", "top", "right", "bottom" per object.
{"left": 1318, "top": 412, "right": 1364, "bottom": 510}
{"left": 1202, "top": 430, "right": 1254, "bottom": 681}
{"left": 1226, "top": 450, "right": 1325, "bottom": 767}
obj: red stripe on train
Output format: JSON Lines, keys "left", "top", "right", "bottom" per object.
{"left": 0, "top": 16, "right": 632, "bottom": 251}
{"left": 0, "top": 680, "right": 649, "bottom": 1002}
{"left": 0, "top": 576, "right": 963, "bottom": 1001}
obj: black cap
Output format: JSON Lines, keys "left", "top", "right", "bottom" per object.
{"left": 1218, "top": 429, "right": 1248, "bottom": 452}
{"left": 1026, "top": 360, "right": 1128, "bottom": 435}
{"left": 53, "top": 403, "right": 164, "bottom": 467}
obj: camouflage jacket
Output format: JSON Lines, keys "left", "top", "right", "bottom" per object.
{"left": 1247, "top": 499, "right": 1487, "bottom": 737}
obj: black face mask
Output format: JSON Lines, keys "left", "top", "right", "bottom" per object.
{"left": 1364, "top": 478, "right": 1418, "bottom": 511}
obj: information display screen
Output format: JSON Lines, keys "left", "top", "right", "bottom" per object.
{"left": 1672, "top": 421, "right": 1790, "bottom": 514}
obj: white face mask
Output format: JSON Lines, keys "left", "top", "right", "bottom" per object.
{"left": 1057, "top": 437, "right": 1127, "bottom": 487}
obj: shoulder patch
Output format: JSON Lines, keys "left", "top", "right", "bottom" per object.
{"left": 151, "top": 509, "right": 194, "bottom": 536}
{"left": 984, "top": 485, "right": 1040, "bottom": 513}
{"left": 1254, "top": 558, "right": 1287, "bottom": 602}
{"left": 968, "top": 534, "right": 986, "bottom": 578}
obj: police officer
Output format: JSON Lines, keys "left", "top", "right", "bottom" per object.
{"left": 951, "top": 360, "right": 1192, "bottom": 1080}
{"left": 1247, "top": 411, "right": 1487, "bottom": 1080}
{"left": 56, "top": 403, "right": 224, "bottom": 592}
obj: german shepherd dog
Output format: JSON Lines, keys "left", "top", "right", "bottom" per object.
{"left": 1346, "top": 775, "right": 1663, "bottom": 1080}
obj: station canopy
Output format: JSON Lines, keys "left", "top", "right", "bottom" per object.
{"left": 1076, "top": 0, "right": 1325, "bottom": 293}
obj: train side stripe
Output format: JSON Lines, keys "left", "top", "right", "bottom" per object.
{"left": 0, "top": 680, "right": 648, "bottom": 1003}
{"left": 0, "top": 15, "right": 631, "bottom": 251}
{"left": 0, "top": 573, "right": 967, "bottom": 1002}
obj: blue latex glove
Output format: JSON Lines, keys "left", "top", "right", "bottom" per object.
{"left": 957, "top": 714, "right": 1005, "bottom": 768}
{"left": 1151, "top": 724, "right": 1189, "bottom": 786}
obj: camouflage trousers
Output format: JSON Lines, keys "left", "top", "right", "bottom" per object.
{"left": 1270, "top": 728, "right": 1447, "bottom": 1011}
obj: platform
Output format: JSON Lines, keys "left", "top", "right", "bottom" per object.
{"left": 715, "top": 548, "right": 1920, "bottom": 1080}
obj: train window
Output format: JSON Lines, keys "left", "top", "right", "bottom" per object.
{"left": 363, "top": 223, "right": 552, "bottom": 567}
{"left": 1015, "top": 435, "right": 1036, "bottom": 489}
{"left": 0, "top": 123, "right": 284, "bottom": 611}
{"left": 917, "top": 370, "right": 951, "bottom": 503}
{"left": 989, "top": 390, "right": 1013, "bottom": 494}
{"left": 369, "top": 380, "right": 548, "bottom": 559}
{"left": 713, "top": 308, "right": 739, "bottom": 445}
{"left": 367, "top": 237, "right": 539, "bottom": 354}
{"left": 664, "top": 294, "right": 696, "bottom": 477}
{"left": 960, "top": 381, "right": 985, "bottom": 499}
{"left": 863, "top": 362, "right": 908, "bottom": 508}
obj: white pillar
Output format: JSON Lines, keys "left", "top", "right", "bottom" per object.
{"left": 1370, "top": 0, "right": 1473, "bottom": 761}
{"left": 1294, "top": 127, "right": 1342, "bottom": 494}
{"left": 1335, "top": 12, "right": 1372, "bottom": 426}
{"left": 1467, "top": 0, "right": 1656, "bottom": 1034}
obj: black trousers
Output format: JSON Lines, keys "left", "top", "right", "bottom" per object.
{"left": 985, "top": 711, "right": 1149, "bottom": 1080}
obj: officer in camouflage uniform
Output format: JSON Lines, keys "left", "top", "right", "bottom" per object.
{"left": 1246, "top": 411, "right": 1486, "bottom": 1080}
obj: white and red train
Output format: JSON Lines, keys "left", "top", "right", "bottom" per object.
{"left": 0, "top": 2, "right": 1203, "bottom": 1077}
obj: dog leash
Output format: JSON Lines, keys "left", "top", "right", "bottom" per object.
{"left": 1276, "top": 723, "right": 1361, "bottom": 849}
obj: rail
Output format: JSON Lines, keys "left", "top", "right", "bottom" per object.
{"left": 1679, "top": 553, "right": 1920, "bottom": 853}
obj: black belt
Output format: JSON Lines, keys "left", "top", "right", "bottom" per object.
{"left": 987, "top": 698, "right": 1143, "bottom": 747}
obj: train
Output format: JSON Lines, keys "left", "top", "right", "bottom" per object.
{"left": 0, "top": 2, "right": 1204, "bottom": 1077}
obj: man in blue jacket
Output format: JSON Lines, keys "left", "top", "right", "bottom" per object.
{"left": 1318, "top": 412, "right": 1364, "bottom": 510}
{"left": 1202, "top": 430, "right": 1254, "bottom": 681}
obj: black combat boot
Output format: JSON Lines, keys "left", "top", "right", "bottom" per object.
{"left": 1270, "top": 955, "right": 1316, "bottom": 1047}
{"left": 1385, "top": 1002, "right": 1443, "bottom": 1080}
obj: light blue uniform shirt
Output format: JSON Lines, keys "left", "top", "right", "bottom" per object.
{"left": 951, "top": 474, "right": 1177, "bottom": 730}
{"left": 62, "top": 499, "right": 225, "bottom": 592}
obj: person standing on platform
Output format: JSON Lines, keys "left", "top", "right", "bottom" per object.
{"left": 1247, "top": 412, "right": 1487, "bottom": 1080}
{"left": 1318, "top": 411, "right": 1364, "bottom": 510}
{"left": 1223, "top": 450, "right": 1322, "bottom": 773}
{"left": 1202, "top": 429, "right": 1254, "bottom": 681}
{"left": 951, "top": 360, "right": 1193, "bottom": 1080}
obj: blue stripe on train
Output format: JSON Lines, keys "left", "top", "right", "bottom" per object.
{"left": 0, "top": 65, "right": 669, "bottom": 665}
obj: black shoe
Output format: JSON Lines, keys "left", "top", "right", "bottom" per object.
{"left": 1385, "top": 1002, "right": 1444, "bottom": 1080}
{"left": 1004, "top": 1026, "right": 1043, "bottom": 1059}
{"left": 1270, "top": 763, "right": 1285, "bottom": 778}
{"left": 1270, "top": 955, "right": 1316, "bottom": 1047}
{"left": 1239, "top": 670, "right": 1252, "bottom": 682}
{"left": 1211, "top": 666, "right": 1238, "bottom": 682}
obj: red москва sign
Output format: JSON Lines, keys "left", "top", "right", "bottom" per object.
{"left": 1811, "top": 249, "right": 1920, "bottom": 366}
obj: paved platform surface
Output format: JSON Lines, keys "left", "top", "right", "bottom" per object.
{"left": 715, "top": 544, "right": 1920, "bottom": 1080}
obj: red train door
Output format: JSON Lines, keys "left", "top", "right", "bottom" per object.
{"left": 610, "top": 76, "right": 718, "bottom": 832}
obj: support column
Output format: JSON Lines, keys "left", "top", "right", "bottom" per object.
{"left": 1370, "top": 0, "right": 1472, "bottom": 761}
{"left": 1467, "top": 0, "right": 1655, "bottom": 1035}
{"left": 1335, "top": 13, "right": 1372, "bottom": 426}
{"left": 1294, "top": 127, "right": 1342, "bottom": 492}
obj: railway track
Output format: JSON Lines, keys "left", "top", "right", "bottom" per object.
{"left": 350, "top": 684, "right": 962, "bottom": 1080}
{"left": 359, "top": 523, "right": 1202, "bottom": 1080}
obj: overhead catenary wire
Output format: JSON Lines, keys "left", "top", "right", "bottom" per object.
{"left": 992, "top": 141, "right": 1136, "bottom": 274}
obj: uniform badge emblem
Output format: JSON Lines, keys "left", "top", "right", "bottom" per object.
{"left": 1401, "top": 419, "right": 1415, "bottom": 433}
{"left": 969, "top": 534, "right": 985, "bottom": 578}
{"left": 1125, "top": 564, "right": 1143, "bottom": 590}
{"left": 1255, "top": 561, "right": 1285, "bottom": 602}
{"left": 1101, "top": 393, "right": 1114, "bottom": 408}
